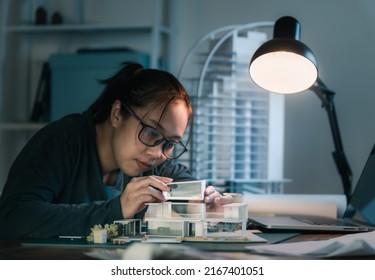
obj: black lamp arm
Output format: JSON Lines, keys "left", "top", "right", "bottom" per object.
{"left": 309, "top": 78, "right": 352, "bottom": 202}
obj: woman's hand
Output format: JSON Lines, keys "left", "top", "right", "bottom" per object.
{"left": 204, "top": 185, "right": 233, "bottom": 212}
{"left": 119, "top": 176, "right": 172, "bottom": 219}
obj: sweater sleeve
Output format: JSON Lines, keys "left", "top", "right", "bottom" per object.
{"left": 0, "top": 116, "right": 123, "bottom": 239}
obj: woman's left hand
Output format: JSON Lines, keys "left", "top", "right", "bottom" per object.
{"left": 204, "top": 185, "right": 233, "bottom": 212}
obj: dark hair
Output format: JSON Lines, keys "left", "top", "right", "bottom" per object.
{"left": 88, "top": 62, "right": 192, "bottom": 124}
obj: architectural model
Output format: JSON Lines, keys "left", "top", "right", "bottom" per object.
{"left": 144, "top": 201, "right": 248, "bottom": 241}
{"left": 113, "top": 180, "right": 249, "bottom": 242}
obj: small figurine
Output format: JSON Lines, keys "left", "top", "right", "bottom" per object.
{"left": 35, "top": 6, "right": 47, "bottom": 25}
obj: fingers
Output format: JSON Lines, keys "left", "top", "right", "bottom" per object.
{"left": 147, "top": 186, "right": 167, "bottom": 202}
{"left": 132, "top": 176, "right": 172, "bottom": 191}
{"left": 157, "top": 176, "right": 174, "bottom": 184}
{"left": 120, "top": 176, "right": 173, "bottom": 218}
{"left": 204, "top": 186, "right": 221, "bottom": 203}
{"left": 130, "top": 176, "right": 172, "bottom": 201}
{"left": 205, "top": 186, "right": 216, "bottom": 195}
{"left": 215, "top": 193, "right": 234, "bottom": 204}
{"left": 204, "top": 186, "right": 234, "bottom": 205}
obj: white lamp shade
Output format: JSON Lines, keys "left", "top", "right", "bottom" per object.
{"left": 249, "top": 50, "right": 318, "bottom": 94}
{"left": 249, "top": 16, "right": 318, "bottom": 94}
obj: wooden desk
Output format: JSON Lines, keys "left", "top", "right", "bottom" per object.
{"left": 0, "top": 233, "right": 344, "bottom": 260}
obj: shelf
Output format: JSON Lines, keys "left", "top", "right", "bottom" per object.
{"left": 6, "top": 23, "right": 171, "bottom": 35}
{"left": 0, "top": 122, "right": 47, "bottom": 131}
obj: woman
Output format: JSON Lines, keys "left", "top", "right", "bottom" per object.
{"left": 0, "top": 62, "right": 232, "bottom": 239}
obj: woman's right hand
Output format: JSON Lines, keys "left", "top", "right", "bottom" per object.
{"left": 119, "top": 175, "right": 172, "bottom": 219}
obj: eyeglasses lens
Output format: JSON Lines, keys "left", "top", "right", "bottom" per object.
{"left": 139, "top": 126, "right": 186, "bottom": 159}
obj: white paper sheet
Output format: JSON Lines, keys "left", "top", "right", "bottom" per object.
{"left": 246, "top": 230, "right": 375, "bottom": 257}
{"left": 243, "top": 194, "right": 347, "bottom": 218}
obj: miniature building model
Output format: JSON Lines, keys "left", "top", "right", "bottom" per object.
{"left": 144, "top": 202, "right": 248, "bottom": 240}
{"left": 114, "top": 181, "right": 249, "bottom": 241}
{"left": 114, "top": 219, "right": 142, "bottom": 236}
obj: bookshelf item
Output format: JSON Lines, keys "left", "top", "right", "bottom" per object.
{"left": 29, "top": 62, "right": 51, "bottom": 122}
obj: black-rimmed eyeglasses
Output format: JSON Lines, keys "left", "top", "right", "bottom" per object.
{"left": 122, "top": 102, "right": 188, "bottom": 159}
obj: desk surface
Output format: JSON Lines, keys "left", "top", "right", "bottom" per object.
{"left": 0, "top": 233, "right": 344, "bottom": 260}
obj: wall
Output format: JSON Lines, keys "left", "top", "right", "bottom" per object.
{"left": 169, "top": 0, "right": 375, "bottom": 195}
{"left": 3, "top": 0, "right": 375, "bottom": 196}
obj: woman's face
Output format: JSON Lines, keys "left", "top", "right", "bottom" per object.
{"left": 111, "top": 100, "right": 190, "bottom": 176}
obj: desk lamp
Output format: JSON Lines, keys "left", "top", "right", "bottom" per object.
{"left": 249, "top": 16, "right": 352, "bottom": 202}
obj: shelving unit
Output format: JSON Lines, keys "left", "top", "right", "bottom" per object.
{"left": 0, "top": 0, "right": 171, "bottom": 190}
